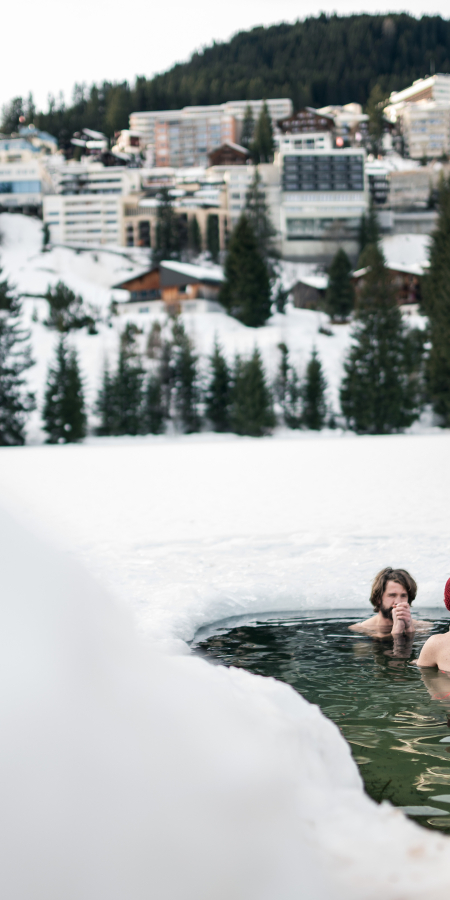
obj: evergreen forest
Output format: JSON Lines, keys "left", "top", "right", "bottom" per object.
{"left": 3, "top": 14, "right": 450, "bottom": 141}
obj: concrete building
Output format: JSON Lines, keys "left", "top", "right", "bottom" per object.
{"left": 129, "top": 99, "right": 292, "bottom": 168}
{"left": 0, "top": 127, "right": 57, "bottom": 212}
{"left": 277, "top": 146, "right": 368, "bottom": 261}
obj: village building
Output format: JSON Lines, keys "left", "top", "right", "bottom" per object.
{"left": 113, "top": 260, "right": 224, "bottom": 314}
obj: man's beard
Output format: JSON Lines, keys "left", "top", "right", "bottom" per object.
{"left": 380, "top": 604, "right": 393, "bottom": 620}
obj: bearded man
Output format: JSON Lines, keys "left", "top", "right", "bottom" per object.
{"left": 349, "top": 567, "right": 430, "bottom": 637}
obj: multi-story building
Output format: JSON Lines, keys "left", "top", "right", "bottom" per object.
{"left": 0, "top": 127, "right": 57, "bottom": 212}
{"left": 129, "top": 99, "right": 292, "bottom": 168}
{"left": 385, "top": 74, "right": 450, "bottom": 159}
{"left": 277, "top": 145, "right": 368, "bottom": 261}
{"left": 43, "top": 162, "right": 141, "bottom": 246}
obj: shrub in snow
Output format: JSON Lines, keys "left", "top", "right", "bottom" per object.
{"left": 302, "top": 348, "right": 328, "bottom": 431}
{"left": 44, "top": 281, "right": 96, "bottom": 333}
{"left": 0, "top": 271, "right": 35, "bottom": 445}
{"left": 205, "top": 340, "right": 231, "bottom": 433}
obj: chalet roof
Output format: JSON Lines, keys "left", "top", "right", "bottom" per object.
{"left": 277, "top": 107, "right": 335, "bottom": 134}
{"left": 160, "top": 260, "right": 224, "bottom": 283}
{"left": 353, "top": 234, "right": 431, "bottom": 279}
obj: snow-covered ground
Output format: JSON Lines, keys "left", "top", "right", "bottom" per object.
{"left": 0, "top": 213, "right": 381, "bottom": 441}
{"left": 2, "top": 214, "right": 450, "bottom": 898}
{"left": 1, "top": 431, "right": 450, "bottom": 898}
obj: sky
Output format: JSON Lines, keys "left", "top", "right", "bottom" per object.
{"left": 1, "top": 0, "right": 449, "bottom": 114}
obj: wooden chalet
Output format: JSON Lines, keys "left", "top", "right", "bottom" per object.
{"left": 277, "top": 107, "right": 334, "bottom": 135}
{"left": 114, "top": 260, "right": 224, "bottom": 308}
{"left": 208, "top": 141, "right": 250, "bottom": 167}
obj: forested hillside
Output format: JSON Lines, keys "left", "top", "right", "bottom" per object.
{"left": 3, "top": 13, "right": 450, "bottom": 144}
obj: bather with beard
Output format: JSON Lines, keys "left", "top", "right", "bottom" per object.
{"left": 349, "top": 567, "right": 431, "bottom": 637}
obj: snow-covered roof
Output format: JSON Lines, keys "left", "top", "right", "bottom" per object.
{"left": 280, "top": 261, "right": 328, "bottom": 292}
{"left": 161, "top": 260, "right": 224, "bottom": 283}
{"left": 381, "top": 233, "right": 431, "bottom": 276}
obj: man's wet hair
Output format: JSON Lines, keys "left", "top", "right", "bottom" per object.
{"left": 370, "top": 567, "right": 417, "bottom": 611}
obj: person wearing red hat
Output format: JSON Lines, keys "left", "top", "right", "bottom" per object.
{"left": 416, "top": 578, "right": 450, "bottom": 671}
{"left": 349, "top": 567, "right": 431, "bottom": 637}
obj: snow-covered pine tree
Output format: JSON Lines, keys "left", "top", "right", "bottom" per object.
{"left": 112, "top": 325, "right": 145, "bottom": 435}
{"left": 43, "top": 337, "right": 86, "bottom": 443}
{"left": 205, "top": 340, "right": 231, "bottom": 432}
{"left": 340, "top": 243, "right": 423, "bottom": 434}
{"left": 358, "top": 206, "right": 380, "bottom": 261}
{"left": 326, "top": 248, "right": 354, "bottom": 322}
{"left": 230, "top": 349, "right": 275, "bottom": 436}
{"left": 422, "top": 175, "right": 450, "bottom": 425}
{"left": 0, "top": 273, "right": 35, "bottom": 445}
{"left": 219, "top": 215, "right": 271, "bottom": 328}
{"left": 302, "top": 348, "right": 327, "bottom": 430}
{"left": 44, "top": 281, "right": 93, "bottom": 333}
{"left": 275, "top": 343, "right": 302, "bottom": 428}
{"left": 172, "top": 320, "right": 201, "bottom": 433}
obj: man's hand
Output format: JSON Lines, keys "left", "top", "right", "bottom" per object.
{"left": 392, "top": 601, "right": 413, "bottom": 635}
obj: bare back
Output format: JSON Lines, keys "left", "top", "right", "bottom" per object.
{"left": 416, "top": 630, "right": 450, "bottom": 672}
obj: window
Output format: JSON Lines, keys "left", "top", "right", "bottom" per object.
{"left": 0, "top": 180, "right": 41, "bottom": 194}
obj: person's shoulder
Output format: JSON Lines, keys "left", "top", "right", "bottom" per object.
{"left": 349, "top": 617, "right": 376, "bottom": 633}
{"left": 412, "top": 619, "right": 434, "bottom": 632}
{"left": 417, "top": 633, "right": 446, "bottom": 667}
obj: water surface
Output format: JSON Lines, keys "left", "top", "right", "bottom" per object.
{"left": 193, "top": 611, "right": 450, "bottom": 832}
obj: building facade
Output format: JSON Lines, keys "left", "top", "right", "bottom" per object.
{"left": 385, "top": 74, "right": 450, "bottom": 159}
{"left": 129, "top": 99, "right": 292, "bottom": 168}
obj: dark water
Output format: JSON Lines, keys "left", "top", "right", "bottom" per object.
{"left": 192, "top": 611, "right": 450, "bottom": 832}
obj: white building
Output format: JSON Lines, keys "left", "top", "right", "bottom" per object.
{"left": 129, "top": 99, "right": 292, "bottom": 168}
{"left": 43, "top": 162, "right": 142, "bottom": 246}
{"left": 277, "top": 146, "right": 368, "bottom": 261}
{"left": 0, "top": 160, "right": 44, "bottom": 211}
{"left": 385, "top": 74, "right": 450, "bottom": 159}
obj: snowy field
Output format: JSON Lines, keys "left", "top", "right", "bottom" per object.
{"left": 0, "top": 212, "right": 355, "bottom": 439}
{"left": 1, "top": 431, "right": 450, "bottom": 899}
{"left": 2, "top": 213, "right": 450, "bottom": 898}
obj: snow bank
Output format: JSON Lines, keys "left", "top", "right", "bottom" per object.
{"left": 2, "top": 500, "right": 450, "bottom": 900}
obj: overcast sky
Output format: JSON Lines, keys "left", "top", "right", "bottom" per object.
{"left": 2, "top": 0, "right": 449, "bottom": 113}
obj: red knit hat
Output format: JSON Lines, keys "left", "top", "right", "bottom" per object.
{"left": 445, "top": 579, "right": 450, "bottom": 611}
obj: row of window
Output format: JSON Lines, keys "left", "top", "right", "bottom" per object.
{"left": 286, "top": 217, "right": 360, "bottom": 239}
{"left": 0, "top": 180, "right": 41, "bottom": 194}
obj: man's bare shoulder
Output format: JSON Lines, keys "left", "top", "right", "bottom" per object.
{"left": 349, "top": 617, "right": 379, "bottom": 634}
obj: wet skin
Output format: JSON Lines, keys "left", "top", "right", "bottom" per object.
{"left": 416, "top": 593, "right": 450, "bottom": 671}
{"left": 349, "top": 580, "right": 431, "bottom": 639}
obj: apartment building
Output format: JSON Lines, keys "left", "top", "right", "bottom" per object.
{"left": 129, "top": 99, "right": 292, "bottom": 168}
{"left": 278, "top": 146, "right": 368, "bottom": 261}
{"left": 0, "top": 127, "right": 57, "bottom": 211}
{"left": 385, "top": 74, "right": 450, "bottom": 159}
{"left": 43, "top": 162, "right": 141, "bottom": 246}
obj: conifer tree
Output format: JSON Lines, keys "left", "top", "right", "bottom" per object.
{"left": 340, "top": 244, "right": 423, "bottom": 434}
{"left": 96, "top": 364, "right": 117, "bottom": 436}
{"left": 422, "top": 175, "right": 450, "bottom": 425}
{"left": 326, "top": 248, "right": 354, "bottom": 321}
{"left": 302, "top": 348, "right": 327, "bottom": 430}
{"left": 0, "top": 274, "right": 35, "bottom": 445}
{"left": 230, "top": 349, "right": 275, "bottom": 436}
{"left": 42, "top": 222, "right": 51, "bottom": 251}
{"left": 245, "top": 167, "right": 277, "bottom": 276}
{"left": 252, "top": 101, "right": 274, "bottom": 163}
{"left": 172, "top": 320, "right": 201, "bottom": 433}
{"left": 142, "top": 374, "right": 165, "bottom": 434}
{"left": 275, "top": 343, "right": 302, "bottom": 428}
{"left": 188, "top": 215, "right": 202, "bottom": 256}
{"left": 358, "top": 206, "right": 380, "bottom": 260}
{"left": 220, "top": 215, "right": 271, "bottom": 327}
{"left": 207, "top": 214, "right": 220, "bottom": 262}
{"left": 241, "top": 104, "right": 255, "bottom": 149}
{"left": 43, "top": 338, "right": 86, "bottom": 443}
{"left": 113, "top": 325, "right": 145, "bottom": 434}
{"left": 205, "top": 340, "right": 231, "bottom": 432}
{"left": 154, "top": 187, "right": 180, "bottom": 264}
{"left": 366, "top": 84, "right": 387, "bottom": 156}
{"left": 158, "top": 335, "right": 175, "bottom": 421}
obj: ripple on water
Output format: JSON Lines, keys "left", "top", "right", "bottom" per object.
{"left": 193, "top": 612, "right": 450, "bottom": 834}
